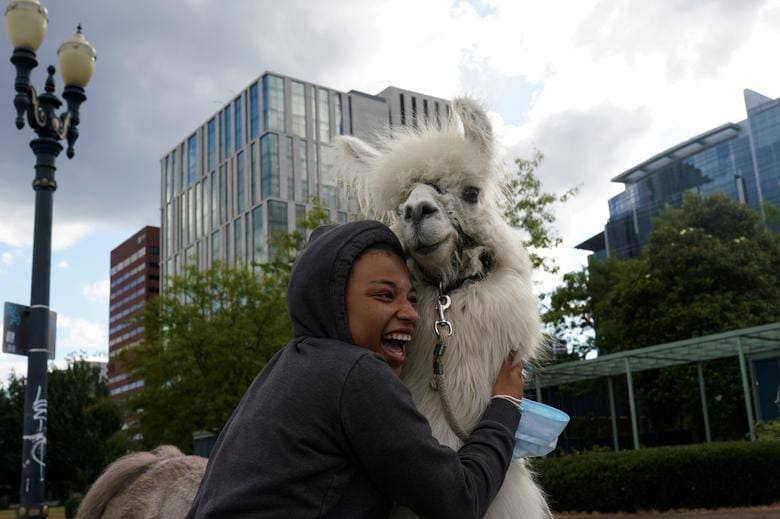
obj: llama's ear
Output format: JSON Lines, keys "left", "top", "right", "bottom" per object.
{"left": 332, "top": 136, "right": 379, "bottom": 167}
{"left": 453, "top": 97, "right": 493, "bottom": 155}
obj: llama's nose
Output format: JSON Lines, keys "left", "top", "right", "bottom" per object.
{"left": 403, "top": 201, "right": 439, "bottom": 223}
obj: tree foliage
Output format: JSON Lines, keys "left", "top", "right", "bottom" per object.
{"left": 123, "top": 203, "right": 329, "bottom": 451}
{"left": 504, "top": 150, "right": 579, "bottom": 274}
{"left": 0, "top": 359, "right": 123, "bottom": 500}
{"left": 545, "top": 193, "right": 780, "bottom": 441}
{"left": 593, "top": 193, "right": 780, "bottom": 352}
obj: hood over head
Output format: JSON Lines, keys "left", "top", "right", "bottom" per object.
{"left": 287, "top": 220, "right": 404, "bottom": 342}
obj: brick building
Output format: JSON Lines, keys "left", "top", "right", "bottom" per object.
{"left": 107, "top": 226, "right": 160, "bottom": 398}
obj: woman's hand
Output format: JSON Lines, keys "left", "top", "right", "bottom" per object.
{"left": 492, "top": 350, "right": 524, "bottom": 400}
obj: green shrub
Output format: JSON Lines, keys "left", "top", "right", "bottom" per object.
{"left": 756, "top": 420, "right": 780, "bottom": 442}
{"left": 531, "top": 441, "right": 780, "bottom": 512}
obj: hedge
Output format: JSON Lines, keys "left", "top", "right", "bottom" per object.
{"left": 530, "top": 441, "right": 780, "bottom": 513}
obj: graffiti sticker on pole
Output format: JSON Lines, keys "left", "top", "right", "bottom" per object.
{"left": 3, "top": 302, "right": 56, "bottom": 359}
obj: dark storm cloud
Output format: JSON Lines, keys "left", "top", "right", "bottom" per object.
{"left": 574, "top": 0, "right": 766, "bottom": 81}
{"left": 0, "top": 1, "right": 382, "bottom": 238}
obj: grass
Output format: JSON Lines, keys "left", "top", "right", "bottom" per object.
{"left": 0, "top": 507, "right": 65, "bottom": 519}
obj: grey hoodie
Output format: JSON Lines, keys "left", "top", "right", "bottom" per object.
{"left": 185, "top": 221, "right": 519, "bottom": 518}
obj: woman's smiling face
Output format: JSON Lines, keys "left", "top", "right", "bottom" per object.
{"left": 345, "top": 250, "right": 419, "bottom": 376}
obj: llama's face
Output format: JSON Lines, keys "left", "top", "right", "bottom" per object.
{"left": 396, "top": 179, "right": 493, "bottom": 289}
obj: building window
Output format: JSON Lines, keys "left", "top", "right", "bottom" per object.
{"left": 263, "top": 75, "right": 285, "bottom": 132}
{"left": 309, "top": 87, "right": 316, "bottom": 141}
{"left": 318, "top": 89, "right": 330, "bottom": 142}
{"left": 434, "top": 101, "right": 441, "bottom": 128}
{"left": 189, "top": 188, "right": 196, "bottom": 244}
{"left": 172, "top": 149, "right": 179, "bottom": 196}
{"left": 194, "top": 182, "right": 201, "bottom": 240}
{"left": 423, "top": 99, "right": 429, "bottom": 124}
{"left": 261, "top": 133, "right": 280, "bottom": 199}
{"left": 234, "top": 96, "right": 243, "bottom": 152}
{"left": 187, "top": 134, "right": 197, "bottom": 185}
{"left": 202, "top": 177, "right": 209, "bottom": 234}
{"left": 268, "top": 200, "right": 288, "bottom": 259}
{"left": 207, "top": 118, "right": 216, "bottom": 172}
{"left": 224, "top": 104, "right": 232, "bottom": 161}
{"left": 296, "top": 204, "right": 306, "bottom": 235}
{"left": 245, "top": 213, "right": 251, "bottom": 264}
{"left": 234, "top": 217, "right": 242, "bottom": 265}
{"left": 411, "top": 96, "right": 417, "bottom": 128}
{"left": 291, "top": 81, "right": 306, "bottom": 138}
{"left": 250, "top": 82, "right": 259, "bottom": 140}
{"left": 250, "top": 142, "right": 257, "bottom": 206}
{"left": 220, "top": 164, "right": 227, "bottom": 225}
{"left": 399, "top": 93, "right": 406, "bottom": 125}
{"left": 252, "top": 205, "right": 263, "bottom": 264}
{"left": 166, "top": 203, "right": 172, "bottom": 258}
{"left": 211, "top": 171, "right": 218, "bottom": 228}
{"left": 179, "top": 144, "right": 185, "bottom": 193}
{"left": 225, "top": 222, "right": 232, "bottom": 265}
{"left": 237, "top": 151, "right": 246, "bottom": 214}
{"left": 164, "top": 155, "right": 170, "bottom": 204}
{"left": 286, "top": 136, "right": 294, "bottom": 201}
{"left": 211, "top": 229, "right": 221, "bottom": 263}
{"left": 336, "top": 93, "right": 344, "bottom": 135}
{"left": 313, "top": 144, "right": 320, "bottom": 198}
{"left": 298, "top": 141, "right": 309, "bottom": 202}
{"left": 338, "top": 211, "right": 347, "bottom": 224}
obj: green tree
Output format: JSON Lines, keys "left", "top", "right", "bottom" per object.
{"left": 123, "top": 203, "right": 329, "bottom": 451}
{"left": 546, "top": 193, "right": 780, "bottom": 441}
{"left": 0, "top": 360, "right": 123, "bottom": 500}
{"left": 46, "top": 358, "right": 125, "bottom": 497}
{"left": 504, "top": 149, "right": 579, "bottom": 274}
{"left": 540, "top": 268, "right": 595, "bottom": 359}
{"left": 594, "top": 193, "right": 780, "bottom": 352}
{"left": 0, "top": 373, "right": 24, "bottom": 501}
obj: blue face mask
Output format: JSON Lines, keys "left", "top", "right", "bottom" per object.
{"left": 513, "top": 398, "right": 570, "bottom": 459}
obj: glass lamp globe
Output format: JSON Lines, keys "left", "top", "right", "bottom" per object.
{"left": 5, "top": 0, "right": 48, "bottom": 51}
{"left": 57, "top": 25, "right": 96, "bottom": 88}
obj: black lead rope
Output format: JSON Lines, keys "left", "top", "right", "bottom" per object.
{"left": 431, "top": 286, "right": 469, "bottom": 443}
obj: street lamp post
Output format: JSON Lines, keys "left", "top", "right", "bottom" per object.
{"left": 4, "top": 1, "right": 96, "bottom": 517}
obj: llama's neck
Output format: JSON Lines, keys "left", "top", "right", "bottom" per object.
{"left": 401, "top": 268, "right": 542, "bottom": 448}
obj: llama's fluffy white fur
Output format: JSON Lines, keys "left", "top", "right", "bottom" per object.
{"left": 333, "top": 97, "right": 551, "bottom": 519}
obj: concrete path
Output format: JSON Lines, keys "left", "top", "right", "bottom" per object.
{"left": 557, "top": 503, "right": 780, "bottom": 518}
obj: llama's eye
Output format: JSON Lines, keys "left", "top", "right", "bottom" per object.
{"left": 462, "top": 186, "right": 480, "bottom": 203}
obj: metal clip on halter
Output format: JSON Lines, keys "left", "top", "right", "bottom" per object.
{"left": 434, "top": 294, "right": 453, "bottom": 337}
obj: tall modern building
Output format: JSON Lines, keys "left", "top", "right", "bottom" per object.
{"left": 159, "top": 72, "right": 448, "bottom": 279}
{"left": 579, "top": 89, "right": 780, "bottom": 259}
{"left": 108, "top": 226, "right": 160, "bottom": 398}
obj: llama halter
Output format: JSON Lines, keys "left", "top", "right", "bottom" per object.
{"left": 430, "top": 284, "right": 470, "bottom": 442}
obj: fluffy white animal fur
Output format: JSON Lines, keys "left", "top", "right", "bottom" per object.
{"left": 332, "top": 97, "right": 551, "bottom": 519}
{"left": 76, "top": 98, "right": 550, "bottom": 519}
{"left": 76, "top": 445, "right": 206, "bottom": 519}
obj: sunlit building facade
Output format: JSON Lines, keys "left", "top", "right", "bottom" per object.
{"left": 159, "top": 72, "right": 448, "bottom": 280}
{"left": 579, "top": 89, "right": 780, "bottom": 260}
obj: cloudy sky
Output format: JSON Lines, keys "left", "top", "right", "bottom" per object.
{"left": 1, "top": 0, "right": 779, "bottom": 383}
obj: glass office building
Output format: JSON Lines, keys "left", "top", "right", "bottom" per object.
{"left": 579, "top": 89, "right": 780, "bottom": 260}
{"left": 159, "top": 72, "right": 448, "bottom": 281}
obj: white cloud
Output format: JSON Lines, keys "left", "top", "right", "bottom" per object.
{"left": 56, "top": 260, "right": 70, "bottom": 269}
{"left": 82, "top": 280, "right": 110, "bottom": 303}
{"left": 58, "top": 315, "right": 107, "bottom": 352}
{"left": 1, "top": 252, "right": 12, "bottom": 267}
{"left": 0, "top": 203, "right": 94, "bottom": 251}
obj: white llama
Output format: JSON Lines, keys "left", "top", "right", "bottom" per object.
{"left": 332, "top": 97, "right": 551, "bottom": 519}
{"left": 76, "top": 98, "right": 551, "bottom": 519}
